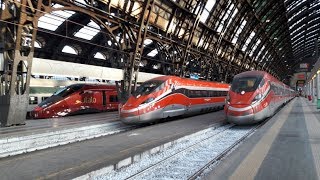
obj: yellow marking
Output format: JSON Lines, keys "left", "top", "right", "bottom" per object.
{"left": 75, "top": 100, "right": 82, "bottom": 104}
{"left": 229, "top": 99, "right": 295, "bottom": 180}
{"left": 302, "top": 100, "right": 320, "bottom": 178}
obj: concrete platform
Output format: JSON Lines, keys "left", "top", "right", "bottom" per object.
{"left": 204, "top": 97, "right": 320, "bottom": 180}
{"left": 0, "top": 112, "right": 124, "bottom": 157}
{"left": 0, "top": 112, "right": 119, "bottom": 137}
{"left": 0, "top": 111, "right": 226, "bottom": 180}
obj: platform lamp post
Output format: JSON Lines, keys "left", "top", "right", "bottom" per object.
{"left": 313, "top": 77, "right": 316, "bottom": 103}
{"left": 314, "top": 34, "right": 320, "bottom": 108}
{"left": 311, "top": 78, "right": 314, "bottom": 103}
{"left": 317, "top": 71, "right": 320, "bottom": 108}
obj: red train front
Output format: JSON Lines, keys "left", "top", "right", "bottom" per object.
{"left": 225, "top": 71, "right": 294, "bottom": 125}
{"left": 31, "top": 84, "right": 119, "bottom": 119}
{"left": 120, "top": 76, "right": 229, "bottom": 124}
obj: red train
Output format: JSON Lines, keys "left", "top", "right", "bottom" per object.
{"left": 31, "top": 84, "right": 119, "bottom": 119}
{"left": 120, "top": 76, "right": 230, "bottom": 124}
{"left": 225, "top": 71, "right": 295, "bottom": 125}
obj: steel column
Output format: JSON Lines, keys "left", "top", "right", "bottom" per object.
{"left": 123, "top": 0, "right": 154, "bottom": 101}
{"left": 0, "top": 0, "right": 39, "bottom": 126}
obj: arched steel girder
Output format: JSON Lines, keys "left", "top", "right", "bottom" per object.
{"left": 291, "top": 19, "right": 320, "bottom": 43}
{"left": 223, "top": 3, "right": 248, "bottom": 41}
{"left": 287, "top": 9, "right": 309, "bottom": 27}
{"left": 286, "top": 1, "right": 308, "bottom": 17}
{"left": 242, "top": 0, "right": 290, "bottom": 76}
{"left": 210, "top": 0, "right": 234, "bottom": 32}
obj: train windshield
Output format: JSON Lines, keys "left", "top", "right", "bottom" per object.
{"left": 53, "top": 84, "right": 84, "bottom": 97}
{"left": 38, "top": 84, "right": 84, "bottom": 108}
{"left": 132, "top": 80, "right": 164, "bottom": 97}
{"left": 231, "top": 76, "right": 263, "bottom": 93}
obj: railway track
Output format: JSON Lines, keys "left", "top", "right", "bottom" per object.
{"left": 93, "top": 122, "right": 264, "bottom": 180}
{"left": 188, "top": 123, "right": 265, "bottom": 179}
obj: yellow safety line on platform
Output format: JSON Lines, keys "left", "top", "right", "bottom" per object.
{"left": 229, "top": 98, "right": 296, "bottom": 180}
{"left": 302, "top": 100, "right": 320, "bottom": 179}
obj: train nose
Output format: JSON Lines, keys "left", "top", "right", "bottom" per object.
{"left": 120, "top": 107, "right": 141, "bottom": 124}
{"left": 226, "top": 105, "right": 255, "bottom": 125}
{"left": 30, "top": 106, "right": 43, "bottom": 119}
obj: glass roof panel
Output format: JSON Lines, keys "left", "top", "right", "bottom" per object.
{"left": 74, "top": 20, "right": 101, "bottom": 40}
{"left": 38, "top": 6, "right": 75, "bottom": 31}
{"left": 94, "top": 52, "right": 106, "bottom": 60}
{"left": 147, "top": 49, "right": 158, "bottom": 57}
{"left": 62, "top": 45, "right": 78, "bottom": 55}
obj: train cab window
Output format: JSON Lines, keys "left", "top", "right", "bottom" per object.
{"left": 29, "top": 96, "right": 38, "bottom": 105}
{"left": 231, "top": 75, "right": 263, "bottom": 92}
{"left": 132, "top": 80, "right": 164, "bottom": 97}
{"left": 109, "top": 95, "right": 118, "bottom": 102}
{"left": 41, "top": 97, "right": 49, "bottom": 101}
{"left": 54, "top": 84, "right": 84, "bottom": 97}
{"left": 259, "top": 79, "right": 265, "bottom": 88}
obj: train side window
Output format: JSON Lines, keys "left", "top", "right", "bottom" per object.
{"left": 41, "top": 97, "right": 49, "bottom": 101}
{"left": 29, "top": 96, "right": 38, "bottom": 105}
{"left": 223, "top": 91, "right": 227, "bottom": 96}
{"left": 202, "top": 91, "right": 208, "bottom": 97}
{"left": 109, "top": 95, "right": 118, "bottom": 102}
{"left": 196, "top": 90, "right": 201, "bottom": 97}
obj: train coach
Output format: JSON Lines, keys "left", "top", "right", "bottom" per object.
{"left": 31, "top": 84, "right": 119, "bottom": 119}
{"left": 225, "top": 71, "right": 295, "bottom": 125}
{"left": 120, "top": 76, "right": 230, "bottom": 124}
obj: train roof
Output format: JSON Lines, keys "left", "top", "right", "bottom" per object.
{"left": 235, "top": 71, "right": 267, "bottom": 77}
{"left": 146, "top": 75, "right": 230, "bottom": 88}
{"left": 68, "top": 83, "right": 116, "bottom": 89}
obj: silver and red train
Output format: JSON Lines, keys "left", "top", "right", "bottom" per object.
{"left": 31, "top": 84, "right": 119, "bottom": 119}
{"left": 120, "top": 76, "right": 229, "bottom": 124}
{"left": 225, "top": 71, "right": 295, "bottom": 125}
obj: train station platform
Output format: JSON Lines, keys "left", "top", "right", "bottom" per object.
{"left": 0, "top": 112, "right": 125, "bottom": 157}
{"left": 204, "top": 97, "right": 320, "bottom": 180}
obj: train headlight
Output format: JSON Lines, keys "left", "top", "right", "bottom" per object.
{"left": 140, "top": 97, "right": 155, "bottom": 105}
{"left": 251, "top": 93, "right": 263, "bottom": 105}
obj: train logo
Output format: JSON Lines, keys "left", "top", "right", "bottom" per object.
{"left": 75, "top": 97, "right": 97, "bottom": 104}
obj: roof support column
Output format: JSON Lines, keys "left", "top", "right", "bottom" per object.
{"left": 180, "top": 0, "right": 207, "bottom": 77}
{"left": 0, "top": 0, "right": 40, "bottom": 126}
{"left": 123, "top": 0, "right": 154, "bottom": 100}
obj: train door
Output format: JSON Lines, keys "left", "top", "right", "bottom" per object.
{"left": 102, "top": 90, "right": 108, "bottom": 111}
{"left": 269, "top": 81, "right": 275, "bottom": 113}
{"left": 108, "top": 92, "right": 119, "bottom": 110}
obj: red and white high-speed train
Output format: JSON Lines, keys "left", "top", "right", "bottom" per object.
{"left": 120, "top": 76, "right": 230, "bottom": 124}
{"left": 31, "top": 84, "right": 119, "bottom": 119}
{"left": 225, "top": 71, "right": 295, "bottom": 125}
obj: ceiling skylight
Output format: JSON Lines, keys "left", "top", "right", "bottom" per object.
{"left": 74, "top": 20, "right": 101, "bottom": 40}
{"left": 147, "top": 49, "right": 158, "bottom": 57}
{"left": 62, "top": 45, "right": 78, "bottom": 55}
{"left": 38, "top": 4, "right": 75, "bottom": 31}
{"left": 94, "top": 52, "right": 106, "bottom": 60}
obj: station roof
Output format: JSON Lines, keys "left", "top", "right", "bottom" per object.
{"left": 30, "top": 0, "right": 320, "bottom": 82}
